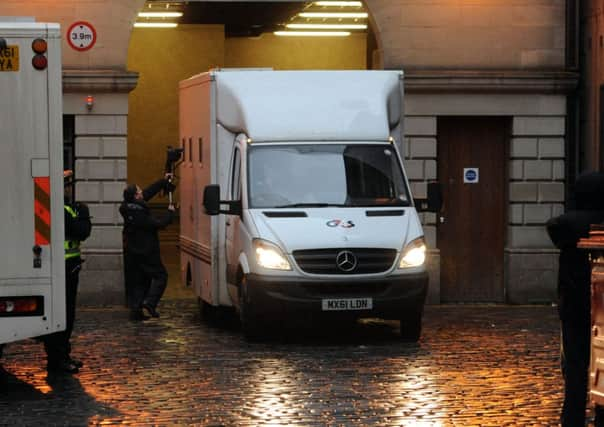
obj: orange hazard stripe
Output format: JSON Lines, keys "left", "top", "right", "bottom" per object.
{"left": 34, "top": 177, "right": 51, "bottom": 245}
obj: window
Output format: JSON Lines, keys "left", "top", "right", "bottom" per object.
{"left": 63, "top": 115, "right": 75, "bottom": 200}
{"left": 231, "top": 148, "right": 241, "bottom": 200}
{"left": 248, "top": 144, "right": 410, "bottom": 208}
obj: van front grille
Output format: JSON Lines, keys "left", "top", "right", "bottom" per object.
{"left": 292, "top": 248, "right": 397, "bottom": 275}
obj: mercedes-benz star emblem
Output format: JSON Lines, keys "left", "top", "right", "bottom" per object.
{"left": 336, "top": 250, "right": 357, "bottom": 272}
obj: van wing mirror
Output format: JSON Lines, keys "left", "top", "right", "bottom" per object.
{"left": 203, "top": 184, "right": 242, "bottom": 216}
{"left": 415, "top": 181, "right": 442, "bottom": 213}
{"left": 203, "top": 185, "right": 221, "bottom": 215}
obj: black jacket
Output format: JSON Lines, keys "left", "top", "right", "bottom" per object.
{"left": 119, "top": 179, "right": 173, "bottom": 257}
{"left": 546, "top": 172, "right": 604, "bottom": 322}
{"left": 65, "top": 202, "right": 92, "bottom": 242}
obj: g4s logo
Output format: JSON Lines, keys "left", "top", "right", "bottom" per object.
{"left": 326, "top": 219, "right": 355, "bottom": 228}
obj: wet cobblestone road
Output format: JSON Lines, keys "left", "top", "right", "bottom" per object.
{"left": 0, "top": 297, "right": 570, "bottom": 426}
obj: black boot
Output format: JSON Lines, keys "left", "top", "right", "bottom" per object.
{"left": 47, "top": 359, "right": 79, "bottom": 374}
{"left": 69, "top": 358, "right": 83, "bottom": 368}
{"left": 129, "top": 309, "right": 150, "bottom": 321}
{"left": 142, "top": 303, "right": 160, "bottom": 318}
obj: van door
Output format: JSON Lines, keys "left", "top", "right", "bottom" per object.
{"left": 0, "top": 23, "right": 65, "bottom": 343}
{"left": 437, "top": 117, "right": 509, "bottom": 302}
{"left": 225, "top": 144, "right": 242, "bottom": 288}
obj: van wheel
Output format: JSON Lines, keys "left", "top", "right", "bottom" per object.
{"left": 399, "top": 310, "right": 422, "bottom": 342}
{"left": 198, "top": 297, "right": 214, "bottom": 322}
{"left": 239, "top": 276, "right": 263, "bottom": 341}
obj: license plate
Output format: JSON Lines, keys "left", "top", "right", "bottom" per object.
{"left": 0, "top": 45, "right": 19, "bottom": 71}
{"left": 321, "top": 298, "right": 372, "bottom": 311}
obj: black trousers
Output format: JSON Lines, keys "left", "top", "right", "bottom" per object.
{"left": 42, "top": 257, "right": 80, "bottom": 363}
{"left": 561, "top": 317, "right": 604, "bottom": 426}
{"left": 124, "top": 251, "right": 167, "bottom": 310}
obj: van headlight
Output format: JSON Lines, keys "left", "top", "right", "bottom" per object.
{"left": 399, "top": 237, "right": 426, "bottom": 268}
{"left": 253, "top": 239, "right": 291, "bottom": 270}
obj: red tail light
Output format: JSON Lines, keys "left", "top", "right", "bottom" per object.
{"left": 31, "top": 38, "right": 47, "bottom": 54}
{"left": 0, "top": 297, "right": 43, "bottom": 316}
{"left": 32, "top": 54, "right": 47, "bottom": 70}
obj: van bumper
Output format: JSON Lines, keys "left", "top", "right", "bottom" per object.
{"left": 244, "top": 271, "right": 428, "bottom": 321}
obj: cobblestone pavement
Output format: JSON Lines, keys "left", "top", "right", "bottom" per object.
{"left": 0, "top": 296, "right": 574, "bottom": 426}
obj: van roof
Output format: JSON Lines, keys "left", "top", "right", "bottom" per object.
{"left": 184, "top": 70, "right": 404, "bottom": 142}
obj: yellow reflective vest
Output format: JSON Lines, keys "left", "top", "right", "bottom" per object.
{"left": 64, "top": 205, "right": 80, "bottom": 260}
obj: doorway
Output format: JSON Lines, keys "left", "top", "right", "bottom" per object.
{"left": 437, "top": 117, "right": 509, "bottom": 302}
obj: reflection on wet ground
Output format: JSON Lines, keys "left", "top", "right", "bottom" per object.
{"left": 1, "top": 298, "right": 563, "bottom": 426}
{"left": 0, "top": 235, "right": 568, "bottom": 425}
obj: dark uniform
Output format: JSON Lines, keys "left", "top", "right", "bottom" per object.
{"left": 120, "top": 179, "right": 174, "bottom": 320}
{"left": 546, "top": 172, "right": 604, "bottom": 427}
{"left": 43, "top": 202, "right": 91, "bottom": 374}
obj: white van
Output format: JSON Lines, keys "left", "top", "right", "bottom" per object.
{"left": 179, "top": 70, "right": 440, "bottom": 341}
{"left": 0, "top": 21, "right": 66, "bottom": 345}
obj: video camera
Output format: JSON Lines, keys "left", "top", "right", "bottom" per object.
{"left": 165, "top": 146, "right": 184, "bottom": 174}
{"left": 164, "top": 146, "right": 184, "bottom": 205}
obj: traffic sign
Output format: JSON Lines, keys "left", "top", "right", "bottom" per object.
{"left": 464, "top": 167, "right": 479, "bottom": 184}
{"left": 67, "top": 21, "right": 97, "bottom": 52}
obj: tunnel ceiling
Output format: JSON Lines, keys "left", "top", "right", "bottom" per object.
{"left": 143, "top": 1, "right": 309, "bottom": 37}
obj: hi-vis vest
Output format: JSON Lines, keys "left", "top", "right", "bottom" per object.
{"left": 64, "top": 205, "right": 80, "bottom": 260}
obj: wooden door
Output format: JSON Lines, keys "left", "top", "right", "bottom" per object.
{"left": 437, "top": 117, "right": 509, "bottom": 302}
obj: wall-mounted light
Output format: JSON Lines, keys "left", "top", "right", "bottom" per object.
{"left": 286, "top": 23, "right": 367, "bottom": 30}
{"left": 298, "top": 12, "right": 369, "bottom": 18}
{"left": 138, "top": 12, "right": 183, "bottom": 18}
{"left": 314, "top": 1, "right": 363, "bottom": 6}
{"left": 274, "top": 31, "right": 351, "bottom": 37}
{"left": 134, "top": 22, "right": 178, "bottom": 28}
{"left": 86, "top": 95, "right": 94, "bottom": 111}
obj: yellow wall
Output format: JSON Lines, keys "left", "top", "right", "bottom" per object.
{"left": 127, "top": 25, "right": 225, "bottom": 187}
{"left": 225, "top": 33, "right": 366, "bottom": 70}
{"left": 127, "top": 25, "right": 366, "bottom": 187}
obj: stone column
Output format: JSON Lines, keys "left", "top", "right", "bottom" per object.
{"left": 402, "top": 116, "right": 439, "bottom": 304}
{"left": 506, "top": 116, "right": 566, "bottom": 303}
{"left": 63, "top": 69, "right": 138, "bottom": 305}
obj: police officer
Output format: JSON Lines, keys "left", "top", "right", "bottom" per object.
{"left": 43, "top": 170, "right": 92, "bottom": 374}
{"left": 120, "top": 174, "right": 175, "bottom": 321}
{"left": 546, "top": 172, "right": 604, "bottom": 426}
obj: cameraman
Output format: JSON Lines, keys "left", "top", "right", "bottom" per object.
{"left": 120, "top": 174, "right": 175, "bottom": 321}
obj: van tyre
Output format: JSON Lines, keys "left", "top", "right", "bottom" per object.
{"left": 239, "top": 276, "right": 264, "bottom": 341}
{"left": 399, "top": 310, "right": 422, "bottom": 342}
{"left": 198, "top": 297, "right": 214, "bottom": 322}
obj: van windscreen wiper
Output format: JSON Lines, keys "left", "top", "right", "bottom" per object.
{"left": 274, "top": 203, "right": 347, "bottom": 208}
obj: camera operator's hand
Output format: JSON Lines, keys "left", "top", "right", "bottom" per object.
{"left": 165, "top": 181, "right": 177, "bottom": 193}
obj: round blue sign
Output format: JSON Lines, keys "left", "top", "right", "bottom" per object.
{"left": 465, "top": 169, "right": 477, "bottom": 181}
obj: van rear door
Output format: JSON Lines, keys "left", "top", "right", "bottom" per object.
{"left": 0, "top": 22, "right": 65, "bottom": 344}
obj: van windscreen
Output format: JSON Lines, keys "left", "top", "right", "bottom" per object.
{"left": 248, "top": 144, "right": 411, "bottom": 209}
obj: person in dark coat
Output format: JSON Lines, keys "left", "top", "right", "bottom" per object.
{"left": 546, "top": 171, "right": 604, "bottom": 427}
{"left": 120, "top": 175, "right": 175, "bottom": 321}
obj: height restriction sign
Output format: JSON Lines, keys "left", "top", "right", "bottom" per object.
{"left": 67, "top": 21, "right": 97, "bottom": 52}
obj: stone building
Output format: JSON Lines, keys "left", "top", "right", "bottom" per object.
{"left": 0, "top": 1, "right": 581, "bottom": 304}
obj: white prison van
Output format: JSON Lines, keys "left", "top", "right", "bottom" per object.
{"left": 0, "top": 20, "right": 66, "bottom": 346}
{"left": 179, "top": 70, "right": 439, "bottom": 341}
